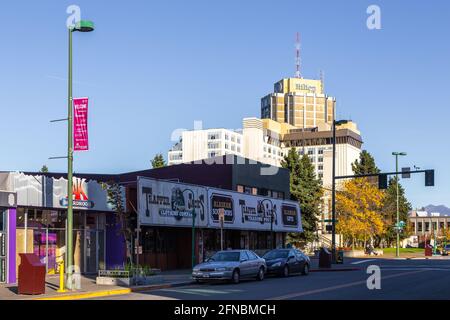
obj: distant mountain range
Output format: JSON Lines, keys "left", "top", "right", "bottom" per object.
{"left": 424, "top": 205, "right": 450, "bottom": 215}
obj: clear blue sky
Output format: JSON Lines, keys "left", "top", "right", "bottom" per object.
{"left": 1, "top": 0, "right": 449, "bottom": 208}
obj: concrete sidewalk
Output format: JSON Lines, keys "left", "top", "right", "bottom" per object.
{"left": 0, "top": 269, "right": 194, "bottom": 300}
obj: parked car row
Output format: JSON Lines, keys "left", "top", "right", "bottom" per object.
{"left": 192, "top": 248, "right": 311, "bottom": 284}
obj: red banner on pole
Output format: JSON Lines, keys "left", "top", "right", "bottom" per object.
{"left": 73, "top": 97, "right": 89, "bottom": 151}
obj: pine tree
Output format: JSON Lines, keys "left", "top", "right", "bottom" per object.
{"left": 40, "top": 165, "right": 49, "bottom": 173}
{"left": 281, "top": 148, "right": 323, "bottom": 245}
{"left": 352, "top": 150, "right": 380, "bottom": 175}
{"left": 151, "top": 154, "right": 166, "bottom": 169}
{"left": 380, "top": 177, "right": 412, "bottom": 246}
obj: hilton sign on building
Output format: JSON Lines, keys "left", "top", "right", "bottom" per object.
{"left": 261, "top": 77, "right": 335, "bottom": 129}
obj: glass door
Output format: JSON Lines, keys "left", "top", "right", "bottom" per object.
{"left": 85, "top": 229, "right": 97, "bottom": 273}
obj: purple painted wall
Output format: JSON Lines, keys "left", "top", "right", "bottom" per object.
{"left": 8, "top": 208, "right": 16, "bottom": 283}
{"left": 106, "top": 215, "right": 126, "bottom": 269}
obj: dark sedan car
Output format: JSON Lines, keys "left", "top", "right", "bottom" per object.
{"left": 263, "top": 248, "right": 310, "bottom": 277}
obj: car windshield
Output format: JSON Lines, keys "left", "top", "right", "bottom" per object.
{"left": 209, "top": 252, "right": 240, "bottom": 262}
{"left": 263, "top": 250, "right": 289, "bottom": 260}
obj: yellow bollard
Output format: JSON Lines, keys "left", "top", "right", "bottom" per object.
{"left": 57, "top": 260, "right": 66, "bottom": 293}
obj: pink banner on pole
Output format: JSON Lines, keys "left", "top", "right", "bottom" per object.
{"left": 73, "top": 97, "right": 89, "bottom": 151}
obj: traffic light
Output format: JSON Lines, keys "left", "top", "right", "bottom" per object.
{"left": 378, "top": 174, "right": 388, "bottom": 189}
{"left": 425, "top": 170, "right": 435, "bottom": 187}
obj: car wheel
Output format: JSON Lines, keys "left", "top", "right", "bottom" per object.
{"left": 283, "top": 265, "right": 289, "bottom": 277}
{"left": 301, "top": 263, "right": 310, "bottom": 276}
{"left": 231, "top": 269, "right": 240, "bottom": 284}
{"left": 256, "top": 267, "right": 265, "bottom": 281}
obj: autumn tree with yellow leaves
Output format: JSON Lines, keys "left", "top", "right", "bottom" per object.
{"left": 336, "top": 178, "right": 386, "bottom": 249}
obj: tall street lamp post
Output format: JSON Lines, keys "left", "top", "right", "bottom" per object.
{"left": 67, "top": 20, "right": 94, "bottom": 290}
{"left": 392, "top": 152, "right": 407, "bottom": 258}
{"left": 331, "top": 119, "right": 348, "bottom": 263}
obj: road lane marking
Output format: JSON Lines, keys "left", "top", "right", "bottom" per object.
{"left": 267, "top": 270, "right": 425, "bottom": 300}
{"left": 351, "top": 259, "right": 377, "bottom": 265}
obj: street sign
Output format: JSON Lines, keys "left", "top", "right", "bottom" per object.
{"left": 219, "top": 208, "right": 225, "bottom": 228}
{"left": 134, "top": 245, "right": 143, "bottom": 255}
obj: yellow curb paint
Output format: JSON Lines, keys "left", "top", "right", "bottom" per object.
{"left": 33, "top": 288, "right": 131, "bottom": 300}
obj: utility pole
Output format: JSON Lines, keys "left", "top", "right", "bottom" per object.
{"left": 331, "top": 118, "right": 336, "bottom": 263}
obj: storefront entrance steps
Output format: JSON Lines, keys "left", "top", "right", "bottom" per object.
{"left": 0, "top": 270, "right": 194, "bottom": 300}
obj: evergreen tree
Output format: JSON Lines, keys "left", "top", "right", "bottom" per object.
{"left": 151, "top": 154, "right": 166, "bottom": 169}
{"left": 281, "top": 148, "right": 323, "bottom": 245}
{"left": 352, "top": 150, "right": 380, "bottom": 175}
{"left": 40, "top": 165, "right": 49, "bottom": 173}
{"left": 380, "top": 177, "right": 412, "bottom": 246}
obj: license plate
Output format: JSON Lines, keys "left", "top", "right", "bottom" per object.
{"left": 203, "top": 274, "right": 210, "bottom": 278}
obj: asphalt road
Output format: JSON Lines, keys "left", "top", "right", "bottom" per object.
{"left": 93, "top": 258, "right": 450, "bottom": 300}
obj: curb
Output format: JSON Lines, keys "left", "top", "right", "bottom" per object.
{"left": 31, "top": 280, "right": 195, "bottom": 300}
{"left": 33, "top": 288, "right": 132, "bottom": 300}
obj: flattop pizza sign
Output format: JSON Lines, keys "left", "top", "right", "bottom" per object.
{"left": 10, "top": 172, "right": 119, "bottom": 212}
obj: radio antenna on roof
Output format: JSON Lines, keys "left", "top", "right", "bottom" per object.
{"left": 295, "top": 32, "right": 302, "bottom": 78}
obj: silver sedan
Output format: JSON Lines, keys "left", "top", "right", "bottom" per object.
{"left": 192, "top": 250, "right": 266, "bottom": 284}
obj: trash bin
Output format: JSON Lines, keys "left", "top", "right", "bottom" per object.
{"left": 18, "top": 254, "right": 46, "bottom": 295}
{"left": 336, "top": 250, "right": 344, "bottom": 264}
{"left": 319, "top": 247, "right": 331, "bottom": 268}
{"left": 425, "top": 245, "right": 433, "bottom": 257}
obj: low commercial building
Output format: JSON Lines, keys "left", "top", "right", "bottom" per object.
{"left": 120, "top": 155, "right": 300, "bottom": 270}
{"left": 0, "top": 171, "right": 125, "bottom": 284}
{"left": 0, "top": 155, "right": 300, "bottom": 282}
{"left": 408, "top": 210, "right": 450, "bottom": 246}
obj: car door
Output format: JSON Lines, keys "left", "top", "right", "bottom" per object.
{"left": 239, "top": 251, "right": 252, "bottom": 277}
{"left": 287, "top": 250, "right": 299, "bottom": 272}
{"left": 295, "top": 250, "right": 306, "bottom": 271}
{"left": 246, "top": 250, "right": 260, "bottom": 275}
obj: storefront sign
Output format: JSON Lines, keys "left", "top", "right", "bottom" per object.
{"left": 0, "top": 191, "right": 16, "bottom": 208}
{"left": 0, "top": 258, "right": 5, "bottom": 283}
{"left": 73, "top": 97, "right": 89, "bottom": 151}
{"left": 208, "top": 188, "right": 302, "bottom": 233}
{"left": 281, "top": 204, "right": 299, "bottom": 227}
{"left": 138, "top": 177, "right": 208, "bottom": 227}
{"left": 210, "top": 194, "right": 234, "bottom": 224}
{"left": 0, "top": 233, "right": 5, "bottom": 257}
{"left": 10, "top": 172, "right": 121, "bottom": 212}
{"left": 137, "top": 177, "right": 302, "bottom": 233}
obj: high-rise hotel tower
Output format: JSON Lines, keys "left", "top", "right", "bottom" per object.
{"left": 261, "top": 77, "right": 336, "bottom": 128}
